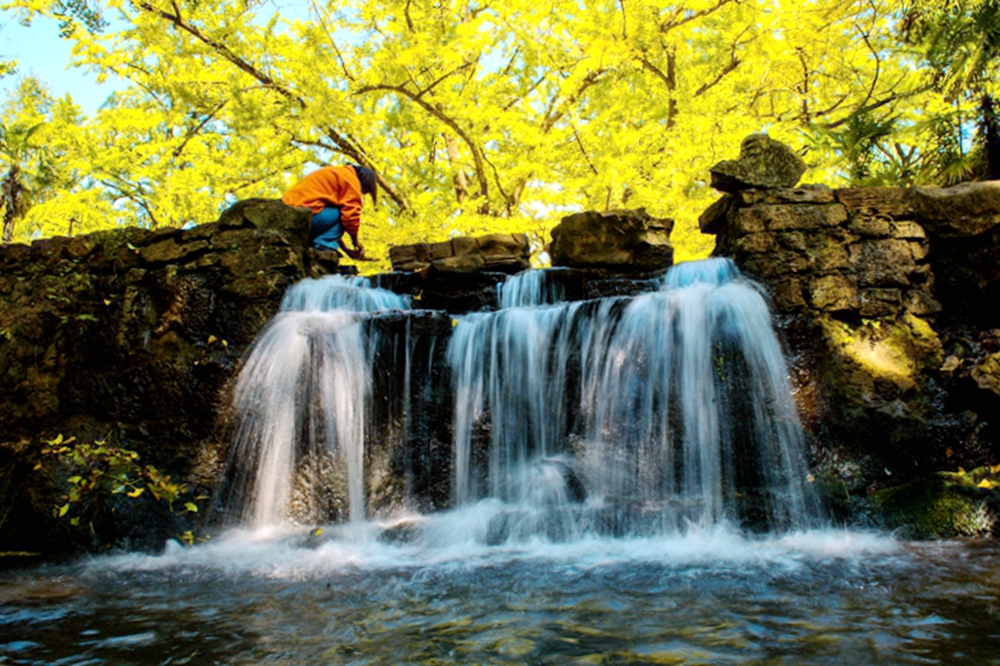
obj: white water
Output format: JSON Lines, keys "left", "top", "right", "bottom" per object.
{"left": 226, "top": 275, "right": 409, "bottom": 528}
{"left": 228, "top": 260, "right": 817, "bottom": 541}
{"left": 449, "top": 258, "right": 818, "bottom": 538}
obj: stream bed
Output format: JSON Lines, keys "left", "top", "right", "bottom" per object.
{"left": 2, "top": 528, "right": 998, "bottom": 664}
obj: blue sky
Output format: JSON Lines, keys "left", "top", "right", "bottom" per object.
{"left": 0, "top": 13, "right": 122, "bottom": 114}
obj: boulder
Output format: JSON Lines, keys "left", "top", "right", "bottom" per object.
{"left": 709, "top": 134, "right": 807, "bottom": 193}
{"left": 914, "top": 181, "right": 1000, "bottom": 237}
{"left": 549, "top": 208, "right": 674, "bottom": 272}
{"left": 389, "top": 234, "right": 531, "bottom": 274}
{"left": 217, "top": 198, "right": 312, "bottom": 240}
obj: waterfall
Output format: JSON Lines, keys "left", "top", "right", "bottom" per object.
{"left": 225, "top": 275, "right": 409, "bottom": 529}
{"left": 580, "top": 259, "right": 816, "bottom": 533}
{"left": 448, "top": 259, "right": 819, "bottom": 538}
{"left": 225, "top": 259, "right": 818, "bottom": 539}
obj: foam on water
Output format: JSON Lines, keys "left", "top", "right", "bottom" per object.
{"left": 95, "top": 524, "right": 903, "bottom": 580}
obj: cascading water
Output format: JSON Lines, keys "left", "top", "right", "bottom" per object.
{"left": 224, "top": 275, "right": 410, "bottom": 529}
{"left": 225, "top": 259, "right": 816, "bottom": 540}
{"left": 448, "top": 258, "right": 820, "bottom": 540}
{"left": 580, "top": 259, "right": 818, "bottom": 532}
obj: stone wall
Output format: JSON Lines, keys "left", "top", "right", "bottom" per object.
{"left": 706, "top": 186, "right": 939, "bottom": 319}
{"left": 0, "top": 199, "right": 314, "bottom": 553}
{"left": 702, "top": 177, "right": 1000, "bottom": 536}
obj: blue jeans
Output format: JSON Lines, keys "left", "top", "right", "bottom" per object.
{"left": 311, "top": 207, "right": 344, "bottom": 252}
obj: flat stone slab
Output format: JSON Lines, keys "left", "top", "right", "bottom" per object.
{"left": 389, "top": 233, "right": 531, "bottom": 273}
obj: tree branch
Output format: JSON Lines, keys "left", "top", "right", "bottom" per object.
{"left": 660, "top": 0, "right": 737, "bottom": 34}
{"left": 172, "top": 101, "right": 227, "bottom": 158}
{"left": 136, "top": 1, "right": 304, "bottom": 107}
{"left": 356, "top": 83, "right": 488, "bottom": 212}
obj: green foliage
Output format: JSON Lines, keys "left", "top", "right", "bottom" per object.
{"left": 0, "top": 0, "right": 996, "bottom": 259}
{"left": 34, "top": 434, "right": 202, "bottom": 531}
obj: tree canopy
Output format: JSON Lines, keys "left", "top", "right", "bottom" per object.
{"left": 1, "top": 0, "right": 997, "bottom": 268}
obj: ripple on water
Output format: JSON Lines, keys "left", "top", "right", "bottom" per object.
{"left": 0, "top": 530, "right": 997, "bottom": 665}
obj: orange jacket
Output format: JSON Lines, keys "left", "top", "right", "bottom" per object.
{"left": 281, "top": 165, "right": 363, "bottom": 235}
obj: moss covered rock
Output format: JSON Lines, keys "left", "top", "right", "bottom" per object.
{"left": 864, "top": 468, "right": 999, "bottom": 538}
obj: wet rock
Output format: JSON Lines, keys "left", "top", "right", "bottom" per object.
{"left": 864, "top": 472, "right": 998, "bottom": 539}
{"left": 550, "top": 208, "right": 674, "bottom": 272}
{"left": 0, "top": 201, "right": 314, "bottom": 556}
{"left": 971, "top": 352, "right": 1000, "bottom": 397}
{"left": 709, "top": 134, "right": 807, "bottom": 193}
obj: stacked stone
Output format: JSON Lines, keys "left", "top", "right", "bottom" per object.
{"left": 0, "top": 198, "right": 311, "bottom": 465}
{"left": 389, "top": 233, "right": 531, "bottom": 274}
{"left": 549, "top": 208, "right": 674, "bottom": 272}
{"left": 701, "top": 135, "right": 939, "bottom": 318}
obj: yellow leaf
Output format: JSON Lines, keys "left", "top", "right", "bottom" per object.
{"left": 58, "top": 503, "right": 69, "bottom": 517}
{"left": 207, "top": 335, "right": 217, "bottom": 344}
{"left": 977, "top": 479, "right": 994, "bottom": 489}
{"left": 127, "top": 487, "right": 145, "bottom": 498}
{"left": 184, "top": 502, "right": 198, "bottom": 513}
{"left": 991, "top": 464, "right": 1000, "bottom": 475}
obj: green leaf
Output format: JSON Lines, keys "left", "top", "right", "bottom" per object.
{"left": 58, "top": 503, "right": 69, "bottom": 517}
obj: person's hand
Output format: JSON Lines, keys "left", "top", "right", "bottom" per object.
{"left": 345, "top": 245, "right": 365, "bottom": 260}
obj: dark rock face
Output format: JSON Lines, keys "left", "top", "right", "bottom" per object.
{"left": 0, "top": 200, "right": 315, "bottom": 555}
{"left": 709, "top": 134, "right": 808, "bottom": 193}
{"left": 911, "top": 181, "right": 1000, "bottom": 327}
{"left": 550, "top": 208, "right": 674, "bottom": 272}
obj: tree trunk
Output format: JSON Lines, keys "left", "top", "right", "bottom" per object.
{"left": 983, "top": 94, "right": 1000, "bottom": 180}
{"left": 2, "top": 165, "right": 22, "bottom": 243}
{"left": 444, "top": 133, "right": 470, "bottom": 204}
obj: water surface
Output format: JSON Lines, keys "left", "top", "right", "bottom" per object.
{"left": 2, "top": 529, "right": 998, "bottom": 665}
